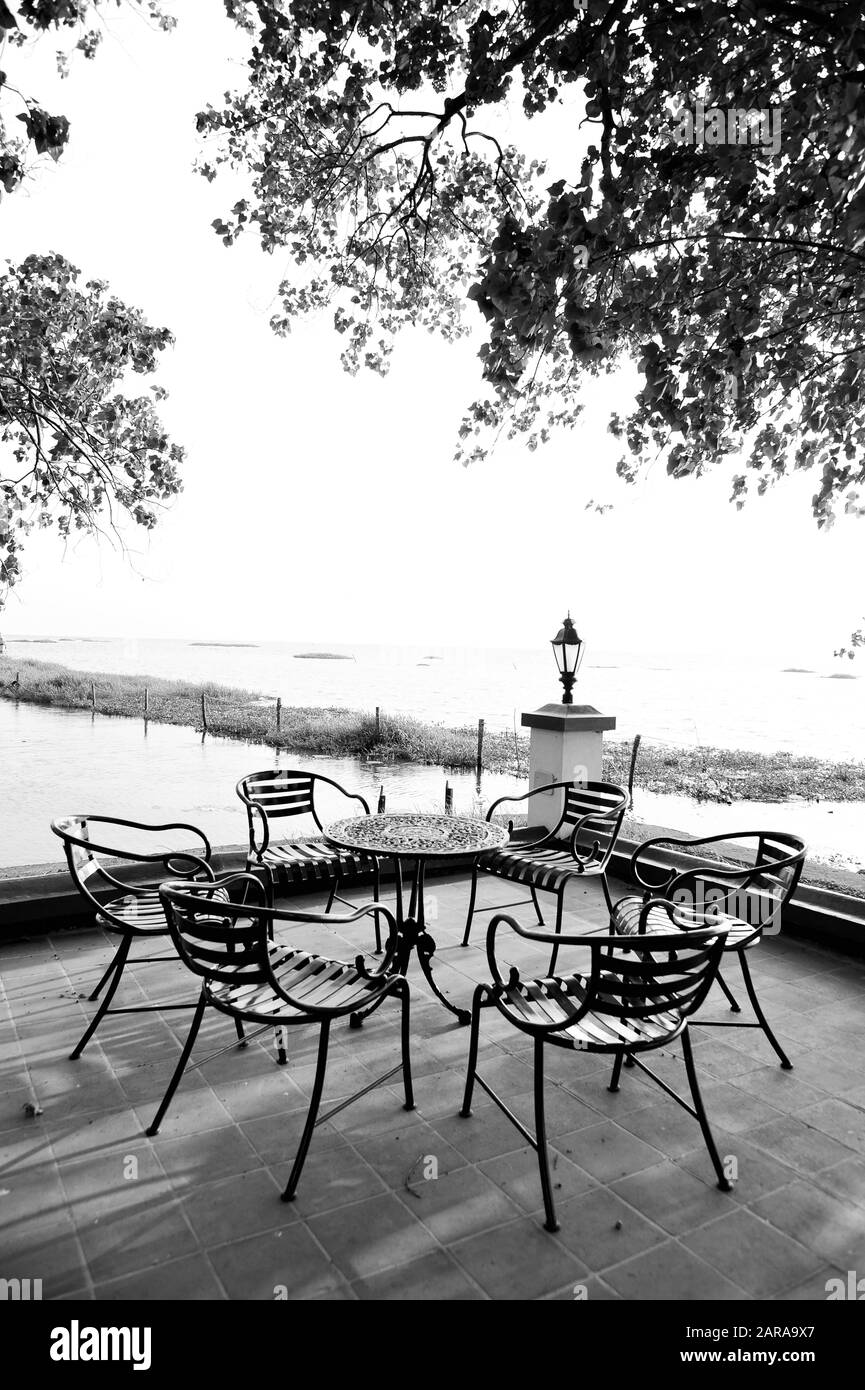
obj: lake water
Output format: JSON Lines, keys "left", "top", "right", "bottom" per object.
{"left": 2, "top": 698, "right": 861, "bottom": 873}
{"left": 3, "top": 634, "right": 864, "bottom": 758}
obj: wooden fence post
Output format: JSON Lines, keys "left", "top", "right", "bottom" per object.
{"left": 276, "top": 697, "right": 282, "bottom": 731}
{"left": 476, "top": 718, "right": 485, "bottom": 776}
{"left": 144, "top": 687, "right": 149, "bottom": 722}
{"left": 377, "top": 784, "right": 386, "bottom": 814}
{"left": 444, "top": 781, "right": 453, "bottom": 814}
{"left": 201, "top": 691, "right": 208, "bottom": 731}
{"left": 90, "top": 680, "right": 96, "bottom": 713}
{"left": 627, "top": 733, "right": 642, "bottom": 804}
{"left": 375, "top": 706, "right": 381, "bottom": 739}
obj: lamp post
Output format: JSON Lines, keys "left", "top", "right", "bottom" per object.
{"left": 521, "top": 615, "right": 615, "bottom": 833}
{"left": 551, "top": 613, "right": 584, "bottom": 705}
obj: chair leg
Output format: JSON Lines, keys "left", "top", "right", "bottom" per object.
{"left": 324, "top": 873, "right": 339, "bottom": 915}
{"left": 459, "top": 986, "right": 486, "bottom": 1116}
{"left": 234, "top": 1017, "right": 247, "bottom": 1047}
{"left": 737, "top": 948, "right": 792, "bottom": 1069}
{"left": 460, "top": 862, "right": 479, "bottom": 948}
{"left": 371, "top": 863, "right": 382, "bottom": 952}
{"left": 529, "top": 883, "right": 545, "bottom": 925}
{"left": 534, "top": 1037, "right": 560, "bottom": 1232}
{"left": 146, "top": 986, "right": 207, "bottom": 1136}
{"left": 681, "top": 1027, "right": 733, "bottom": 1192}
{"left": 398, "top": 982, "right": 415, "bottom": 1111}
{"left": 547, "top": 893, "right": 565, "bottom": 976}
{"left": 609, "top": 1048, "right": 625, "bottom": 1092}
{"left": 70, "top": 936, "right": 131, "bottom": 1059}
{"left": 715, "top": 969, "right": 742, "bottom": 1014}
{"left": 88, "top": 938, "right": 125, "bottom": 1001}
{"left": 599, "top": 871, "right": 615, "bottom": 917}
{"left": 282, "top": 1021, "right": 331, "bottom": 1202}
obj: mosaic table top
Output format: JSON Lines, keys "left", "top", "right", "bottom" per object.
{"left": 323, "top": 813, "right": 509, "bottom": 859}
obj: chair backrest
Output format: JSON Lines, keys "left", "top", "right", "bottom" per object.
{"left": 51, "top": 815, "right": 212, "bottom": 915}
{"left": 159, "top": 879, "right": 272, "bottom": 988}
{"left": 559, "top": 781, "right": 628, "bottom": 864}
{"left": 237, "top": 770, "right": 317, "bottom": 823}
{"left": 53, "top": 815, "right": 102, "bottom": 890}
{"left": 753, "top": 832, "right": 806, "bottom": 900}
{"left": 586, "top": 928, "right": 726, "bottom": 1024}
{"left": 679, "top": 831, "right": 806, "bottom": 935}
{"left": 235, "top": 771, "right": 320, "bottom": 859}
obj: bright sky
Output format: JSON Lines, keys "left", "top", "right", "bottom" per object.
{"left": 1, "top": 5, "right": 862, "bottom": 663}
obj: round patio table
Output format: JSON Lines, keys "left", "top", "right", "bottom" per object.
{"left": 323, "top": 813, "right": 508, "bottom": 1025}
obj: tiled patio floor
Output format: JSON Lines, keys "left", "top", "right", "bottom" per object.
{"left": 2, "top": 872, "right": 865, "bottom": 1301}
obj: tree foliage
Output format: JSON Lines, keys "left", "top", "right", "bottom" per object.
{"left": 0, "top": 0, "right": 175, "bottom": 193}
{"left": 0, "top": 2, "right": 181, "bottom": 602}
{"left": 0, "top": 254, "right": 183, "bottom": 593}
{"left": 202, "top": 1, "right": 865, "bottom": 529}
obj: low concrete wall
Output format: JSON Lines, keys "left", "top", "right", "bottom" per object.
{"left": 2, "top": 835, "right": 864, "bottom": 957}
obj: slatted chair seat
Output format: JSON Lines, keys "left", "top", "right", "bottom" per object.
{"left": 260, "top": 840, "right": 377, "bottom": 891}
{"left": 482, "top": 843, "right": 604, "bottom": 895}
{"left": 210, "top": 942, "right": 382, "bottom": 1020}
{"left": 611, "top": 895, "right": 759, "bottom": 949}
{"left": 502, "top": 974, "right": 683, "bottom": 1050}
{"left": 461, "top": 913, "right": 731, "bottom": 1232}
{"left": 99, "top": 884, "right": 230, "bottom": 935}
{"left": 612, "top": 830, "right": 807, "bottom": 1069}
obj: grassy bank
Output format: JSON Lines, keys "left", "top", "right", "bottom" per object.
{"left": 2, "top": 654, "right": 864, "bottom": 803}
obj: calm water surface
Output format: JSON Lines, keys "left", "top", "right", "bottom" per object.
{"left": 1, "top": 700, "right": 860, "bottom": 872}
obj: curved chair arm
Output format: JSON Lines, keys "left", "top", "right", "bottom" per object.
{"left": 345, "top": 905, "right": 400, "bottom": 980}
{"left": 665, "top": 841, "right": 804, "bottom": 896}
{"left": 235, "top": 784, "right": 271, "bottom": 858}
{"left": 568, "top": 806, "right": 622, "bottom": 869}
{"left": 261, "top": 900, "right": 401, "bottom": 1006}
{"left": 630, "top": 830, "right": 773, "bottom": 891}
{"left": 204, "top": 871, "right": 269, "bottom": 906}
{"left": 65, "top": 815, "right": 213, "bottom": 863}
{"left": 484, "top": 782, "right": 570, "bottom": 847}
{"left": 487, "top": 912, "right": 631, "bottom": 978}
{"left": 633, "top": 894, "right": 710, "bottom": 933}
{"left": 310, "top": 774, "right": 371, "bottom": 832}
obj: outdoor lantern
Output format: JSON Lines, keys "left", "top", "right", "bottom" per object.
{"left": 551, "top": 612, "right": 584, "bottom": 704}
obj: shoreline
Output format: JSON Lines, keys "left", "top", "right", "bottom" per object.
{"left": 2, "top": 654, "right": 864, "bottom": 804}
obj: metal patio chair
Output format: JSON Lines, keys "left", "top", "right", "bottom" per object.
{"left": 151, "top": 875, "right": 413, "bottom": 1202}
{"left": 461, "top": 780, "right": 628, "bottom": 973}
{"left": 611, "top": 830, "right": 806, "bottom": 1068}
{"left": 51, "top": 814, "right": 219, "bottom": 1061}
{"left": 461, "top": 912, "right": 731, "bottom": 1232}
{"left": 237, "top": 769, "right": 383, "bottom": 951}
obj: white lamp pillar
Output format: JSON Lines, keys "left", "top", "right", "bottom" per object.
{"left": 521, "top": 704, "right": 617, "bottom": 836}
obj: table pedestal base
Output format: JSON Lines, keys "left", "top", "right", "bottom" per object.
{"left": 351, "top": 857, "right": 471, "bottom": 1027}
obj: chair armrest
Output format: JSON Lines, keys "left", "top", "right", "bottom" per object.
{"left": 485, "top": 913, "right": 611, "bottom": 986}
{"left": 630, "top": 830, "right": 765, "bottom": 891}
{"left": 312, "top": 774, "right": 371, "bottom": 821}
{"left": 265, "top": 901, "right": 400, "bottom": 998}
{"left": 484, "top": 783, "right": 567, "bottom": 847}
{"left": 205, "top": 872, "right": 269, "bottom": 905}
{"left": 84, "top": 815, "right": 214, "bottom": 863}
{"left": 568, "top": 804, "right": 622, "bottom": 868}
